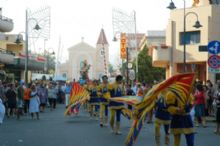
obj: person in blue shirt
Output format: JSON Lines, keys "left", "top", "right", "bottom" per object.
{"left": 65, "top": 82, "right": 72, "bottom": 108}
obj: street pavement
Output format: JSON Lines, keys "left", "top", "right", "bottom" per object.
{"left": 0, "top": 104, "right": 219, "bottom": 146}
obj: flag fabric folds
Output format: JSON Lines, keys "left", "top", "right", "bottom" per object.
{"left": 64, "top": 83, "right": 90, "bottom": 116}
{"left": 125, "top": 73, "right": 195, "bottom": 146}
{"left": 109, "top": 96, "right": 142, "bottom": 106}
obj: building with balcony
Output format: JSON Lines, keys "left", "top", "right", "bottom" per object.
{"left": 146, "top": 30, "right": 166, "bottom": 56}
{"left": 0, "top": 33, "right": 47, "bottom": 81}
{"left": 151, "top": 1, "right": 220, "bottom": 83}
{"left": 0, "top": 10, "right": 47, "bottom": 81}
{"left": 0, "top": 7, "right": 51, "bottom": 82}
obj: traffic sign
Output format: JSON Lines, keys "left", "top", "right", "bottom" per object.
{"left": 128, "top": 62, "right": 132, "bottom": 69}
{"left": 208, "top": 55, "right": 220, "bottom": 69}
{"left": 129, "top": 69, "right": 135, "bottom": 80}
{"left": 208, "top": 40, "right": 220, "bottom": 54}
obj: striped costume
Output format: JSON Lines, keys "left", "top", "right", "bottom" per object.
{"left": 98, "top": 83, "right": 111, "bottom": 126}
{"left": 155, "top": 91, "right": 171, "bottom": 146}
{"left": 109, "top": 82, "right": 124, "bottom": 134}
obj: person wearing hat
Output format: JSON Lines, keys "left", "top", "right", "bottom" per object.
{"left": 109, "top": 75, "right": 125, "bottom": 134}
{"left": 98, "top": 75, "right": 112, "bottom": 127}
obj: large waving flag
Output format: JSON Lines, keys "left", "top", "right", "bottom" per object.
{"left": 125, "top": 73, "right": 195, "bottom": 146}
{"left": 109, "top": 96, "right": 142, "bottom": 105}
{"left": 64, "top": 83, "right": 90, "bottom": 116}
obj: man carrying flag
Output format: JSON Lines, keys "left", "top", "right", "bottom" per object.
{"left": 123, "top": 73, "right": 195, "bottom": 146}
{"left": 98, "top": 75, "right": 111, "bottom": 127}
{"left": 109, "top": 75, "right": 125, "bottom": 135}
{"left": 166, "top": 91, "right": 195, "bottom": 146}
{"left": 154, "top": 90, "right": 171, "bottom": 146}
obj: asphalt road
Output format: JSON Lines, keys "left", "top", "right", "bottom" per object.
{"left": 0, "top": 104, "right": 219, "bottom": 146}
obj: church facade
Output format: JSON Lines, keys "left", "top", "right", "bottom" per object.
{"left": 58, "top": 29, "right": 109, "bottom": 81}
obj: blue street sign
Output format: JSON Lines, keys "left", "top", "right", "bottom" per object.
{"left": 208, "top": 40, "right": 220, "bottom": 54}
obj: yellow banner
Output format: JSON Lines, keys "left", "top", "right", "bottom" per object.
{"left": 120, "top": 33, "right": 127, "bottom": 59}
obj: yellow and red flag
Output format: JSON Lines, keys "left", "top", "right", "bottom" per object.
{"left": 125, "top": 73, "right": 196, "bottom": 146}
{"left": 109, "top": 96, "right": 142, "bottom": 106}
{"left": 64, "top": 83, "right": 90, "bottom": 116}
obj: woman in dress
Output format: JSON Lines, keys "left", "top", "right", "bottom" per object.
{"left": 37, "top": 83, "right": 48, "bottom": 112}
{"left": 29, "top": 85, "right": 40, "bottom": 120}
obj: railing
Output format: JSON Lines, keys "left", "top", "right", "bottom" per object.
{"left": 0, "top": 48, "right": 15, "bottom": 56}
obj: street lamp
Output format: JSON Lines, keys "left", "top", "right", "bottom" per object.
{"left": 15, "top": 19, "right": 40, "bottom": 83}
{"left": 167, "top": 0, "right": 202, "bottom": 72}
{"left": 25, "top": 9, "right": 41, "bottom": 83}
{"left": 112, "top": 33, "right": 129, "bottom": 85}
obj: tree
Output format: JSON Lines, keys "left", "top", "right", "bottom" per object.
{"left": 46, "top": 54, "right": 56, "bottom": 74}
{"left": 132, "top": 45, "right": 165, "bottom": 83}
{"left": 108, "top": 63, "right": 115, "bottom": 76}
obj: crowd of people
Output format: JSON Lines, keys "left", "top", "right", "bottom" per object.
{"left": 0, "top": 79, "right": 65, "bottom": 123}
{"left": 0, "top": 76, "right": 220, "bottom": 146}
{"left": 192, "top": 80, "right": 220, "bottom": 134}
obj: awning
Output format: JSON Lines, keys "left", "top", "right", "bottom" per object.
{"left": 53, "top": 75, "right": 67, "bottom": 81}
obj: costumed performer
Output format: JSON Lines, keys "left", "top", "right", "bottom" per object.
{"left": 154, "top": 90, "right": 171, "bottom": 146}
{"left": 88, "top": 80, "right": 100, "bottom": 118}
{"left": 166, "top": 90, "right": 195, "bottom": 146}
{"left": 98, "top": 75, "right": 111, "bottom": 127}
{"left": 109, "top": 75, "right": 125, "bottom": 135}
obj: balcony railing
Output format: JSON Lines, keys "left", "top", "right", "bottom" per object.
{"left": 13, "top": 58, "right": 45, "bottom": 70}
{"left": 152, "top": 45, "right": 170, "bottom": 67}
{"left": 0, "top": 48, "right": 15, "bottom": 64}
{"left": 0, "top": 15, "right": 14, "bottom": 32}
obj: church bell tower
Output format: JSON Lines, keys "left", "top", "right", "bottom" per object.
{"left": 96, "top": 28, "right": 109, "bottom": 79}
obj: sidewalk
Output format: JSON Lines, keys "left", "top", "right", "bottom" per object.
{"left": 206, "top": 116, "right": 216, "bottom": 122}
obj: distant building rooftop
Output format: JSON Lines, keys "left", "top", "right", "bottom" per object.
{"left": 146, "top": 30, "right": 165, "bottom": 37}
